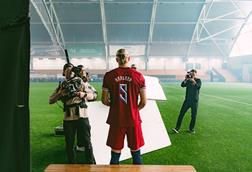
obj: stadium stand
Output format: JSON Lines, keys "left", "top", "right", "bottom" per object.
{"left": 212, "top": 68, "right": 239, "bottom": 82}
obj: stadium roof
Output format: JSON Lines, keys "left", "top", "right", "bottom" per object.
{"left": 30, "top": 0, "right": 252, "bottom": 59}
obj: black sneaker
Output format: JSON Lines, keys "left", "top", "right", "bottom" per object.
{"left": 172, "top": 128, "right": 179, "bottom": 134}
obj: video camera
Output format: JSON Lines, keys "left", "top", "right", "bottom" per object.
{"left": 60, "top": 63, "right": 90, "bottom": 98}
{"left": 72, "top": 66, "right": 82, "bottom": 77}
{"left": 186, "top": 71, "right": 193, "bottom": 79}
{"left": 61, "top": 78, "right": 82, "bottom": 98}
{"left": 73, "top": 65, "right": 89, "bottom": 82}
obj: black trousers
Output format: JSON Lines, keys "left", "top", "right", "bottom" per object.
{"left": 77, "top": 118, "right": 96, "bottom": 164}
{"left": 63, "top": 118, "right": 96, "bottom": 164}
{"left": 77, "top": 118, "right": 92, "bottom": 147}
{"left": 63, "top": 120, "right": 78, "bottom": 163}
{"left": 175, "top": 100, "right": 198, "bottom": 131}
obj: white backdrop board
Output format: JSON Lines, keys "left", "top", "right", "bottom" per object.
{"left": 87, "top": 100, "right": 171, "bottom": 164}
{"left": 144, "top": 76, "right": 167, "bottom": 100}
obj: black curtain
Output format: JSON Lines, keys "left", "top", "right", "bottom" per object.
{"left": 0, "top": 1, "right": 30, "bottom": 172}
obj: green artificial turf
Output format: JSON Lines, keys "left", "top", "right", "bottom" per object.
{"left": 30, "top": 82, "right": 252, "bottom": 172}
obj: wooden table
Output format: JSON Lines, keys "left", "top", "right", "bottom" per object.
{"left": 45, "top": 164, "right": 196, "bottom": 172}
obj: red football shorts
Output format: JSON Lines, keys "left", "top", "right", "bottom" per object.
{"left": 106, "top": 125, "right": 145, "bottom": 150}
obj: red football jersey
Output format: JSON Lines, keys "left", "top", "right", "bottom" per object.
{"left": 102, "top": 67, "right": 146, "bottom": 127}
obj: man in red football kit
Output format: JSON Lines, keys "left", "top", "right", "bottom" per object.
{"left": 102, "top": 48, "right": 147, "bottom": 164}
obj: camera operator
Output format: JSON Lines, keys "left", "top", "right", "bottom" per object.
{"left": 74, "top": 65, "right": 98, "bottom": 152}
{"left": 76, "top": 65, "right": 97, "bottom": 101}
{"left": 131, "top": 64, "right": 137, "bottom": 70}
{"left": 172, "top": 69, "right": 202, "bottom": 134}
{"left": 49, "top": 63, "right": 95, "bottom": 164}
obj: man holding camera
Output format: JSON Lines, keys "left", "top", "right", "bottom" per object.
{"left": 49, "top": 63, "right": 95, "bottom": 164}
{"left": 76, "top": 65, "right": 97, "bottom": 101}
{"left": 172, "top": 69, "right": 202, "bottom": 134}
{"left": 75, "top": 65, "right": 98, "bottom": 152}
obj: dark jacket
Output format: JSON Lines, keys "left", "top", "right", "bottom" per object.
{"left": 181, "top": 78, "right": 202, "bottom": 102}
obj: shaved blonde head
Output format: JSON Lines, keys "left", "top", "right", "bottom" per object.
{"left": 116, "top": 49, "right": 130, "bottom": 65}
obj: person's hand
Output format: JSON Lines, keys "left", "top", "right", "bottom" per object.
{"left": 77, "top": 91, "right": 87, "bottom": 98}
{"left": 190, "top": 78, "right": 196, "bottom": 85}
{"left": 58, "top": 88, "right": 67, "bottom": 97}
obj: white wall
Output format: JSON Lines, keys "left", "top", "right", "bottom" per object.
{"left": 148, "top": 57, "right": 185, "bottom": 70}
{"left": 71, "top": 57, "right": 106, "bottom": 69}
{"left": 32, "top": 56, "right": 222, "bottom": 71}
{"left": 208, "top": 58, "right": 223, "bottom": 69}
{"left": 32, "top": 57, "right": 106, "bottom": 70}
{"left": 109, "top": 56, "right": 146, "bottom": 70}
{"left": 33, "top": 57, "right": 65, "bottom": 70}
